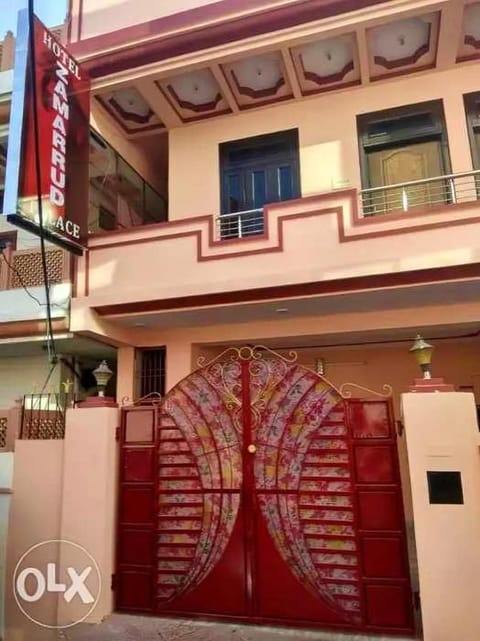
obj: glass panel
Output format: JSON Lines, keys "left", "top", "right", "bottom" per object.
{"left": 252, "top": 170, "right": 266, "bottom": 209}
{"left": 227, "top": 173, "right": 241, "bottom": 213}
{"left": 117, "top": 157, "right": 144, "bottom": 227}
{"left": 88, "top": 131, "right": 168, "bottom": 231}
{"left": 145, "top": 184, "right": 167, "bottom": 224}
{"left": 220, "top": 173, "right": 241, "bottom": 239}
{"left": 278, "top": 165, "right": 293, "bottom": 201}
{"left": 474, "top": 128, "right": 480, "bottom": 164}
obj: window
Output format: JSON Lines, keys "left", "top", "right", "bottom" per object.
{"left": 357, "top": 101, "right": 450, "bottom": 215}
{"left": 136, "top": 348, "right": 166, "bottom": 399}
{"left": 219, "top": 129, "right": 300, "bottom": 238}
{"left": 464, "top": 92, "right": 480, "bottom": 169}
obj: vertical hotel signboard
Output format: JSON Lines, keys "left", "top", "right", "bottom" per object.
{"left": 4, "top": 10, "right": 90, "bottom": 254}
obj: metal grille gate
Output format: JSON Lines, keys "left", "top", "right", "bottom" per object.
{"left": 116, "top": 347, "right": 413, "bottom": 634}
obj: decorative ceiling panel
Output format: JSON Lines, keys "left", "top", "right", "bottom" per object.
{"left": 156, "top": 69, "right": 230, "bottom": 122}
{"left": 222, "top": 51, "right": 293, "bottom": 108}
{"left": 291, "top": 34, "right": 360, "bottom": 95}
{"left": 95, "top": 87, "right": 165, "bottom": 135}
{"left": 367, "top": 12, "right": 440, "bottom": 80}
{"left": 457, "top": 2, "right": 480, "bottom": 62}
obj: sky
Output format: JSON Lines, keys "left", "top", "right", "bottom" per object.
{"left": 0, "top": 0, "right": 67, "bottom": 36}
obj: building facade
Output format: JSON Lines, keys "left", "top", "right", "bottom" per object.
{"left": 4, "top": 0, "right": 480, "bottom": 638}
{"left": 0, "top": 21, "right": 117, "bottom": 429}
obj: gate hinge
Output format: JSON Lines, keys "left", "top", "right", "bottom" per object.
{"left": 111, "top": 573, "right": 117, "bottom": 591}
{"left": 115, "top": 426, "right": 120, "bottom": 441}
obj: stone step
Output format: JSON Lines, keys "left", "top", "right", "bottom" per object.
{"left": 64, "top": 613, "right": 419, "bottom": 641}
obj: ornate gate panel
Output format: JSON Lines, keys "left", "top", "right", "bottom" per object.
{"left": 116, "top": 347, "right": 413, "bottom": 634}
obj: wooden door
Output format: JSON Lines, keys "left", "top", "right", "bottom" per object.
{"left": 367, "top": 140, "right": 445, "bottom": 213}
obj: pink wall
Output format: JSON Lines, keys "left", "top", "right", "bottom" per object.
{"left": 78, "top": 62, "right": 480, "bottom": 314}
{"left": 80, "top": 189, "right": 480, "bottom": 309}
{"left": 4, "top": 408, "right": 119, "bottom": 638}
{"left": 401, "top": 392, "right": 480, "bottom": 641}
{"left": 195, "top": 341, "right": 480, "bottom": 416}
{"left": 5, "top": 441, "right": 64, "bottom": 641}
{"left": 70, "top": 0, "right": 294, "bottom": 41}
{"left": 168, "top": 65, "right": 476, "bottom": 220}
{"left": 58, "top": 407, "right": 118, "bottom": 625}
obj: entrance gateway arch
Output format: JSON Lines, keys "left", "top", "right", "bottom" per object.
{"left": 116, "top": 346, "right": 413, "bottom": 635}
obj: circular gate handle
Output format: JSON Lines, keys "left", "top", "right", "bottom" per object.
{"left": 247, "top": 444, "right": 257, "bottom": 454}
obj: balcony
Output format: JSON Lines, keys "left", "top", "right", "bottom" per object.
{"left": 213, "top": 169, "right": 480, "bottom": 241}
{"left": 360, "top": 170, "right": 480, "bottom": 217}
{"left": 0, "top": 245, "right": 71, "bottom": 326}
{"left": 74, "top": 171, "right": 480, "bottom": 328}
{"left": 88, "top": 131, "right": 167, "bottom": 233}
{"left": 218, "top": 209, "right": 264, "bottom": 240}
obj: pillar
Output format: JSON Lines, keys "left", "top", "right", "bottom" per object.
{"left": 4, "top": 441, "right": 64, "bottom": 641}
{"left": 116, "top": 346, "right": 136, "bottom": 403}
{"left": 57, "top": 405, "right": 119, "bottom": 625}
{"left": 165, "top": 340, "right": 192, "bottom": 391}
{"left": 401, "top": 391, "right": 480, "bottom": 641}
{"left": 443, "top": 93, "right": 474, "bottom": 174}
{"left": 0, "top": 452, "right": 14, "bottom": 640}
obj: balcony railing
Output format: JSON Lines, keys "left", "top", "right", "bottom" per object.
{"left": 0, "top": 403, "right": 22, "bottom": 450}
{"left": 0, "top": 245, "right": 70, "bottom": 291}
{"left": 20, "top": 393, "right": 76, "bottom": 440}
{"left": 217, "top": 209, "right": 265, "bottom": 239}
{"left": 360, "top": 169, "right": 480, "bottom": 217}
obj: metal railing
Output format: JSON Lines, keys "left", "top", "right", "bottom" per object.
{"left": 0, "top": 413, "right": 7, "bottom": 448}
{"left": 360, "top": 169, "right": 480, "bottom": 217}
{"left": 0, "top": 404, "right": 21, "bottom": 450}
{"left": 217, "top": 209, "right": 265, "bottom": 240}
{"left": 20, "top": 393, "right": 76, "bottom": 440}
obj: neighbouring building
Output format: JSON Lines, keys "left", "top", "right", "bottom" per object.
{"left": 4, "top": 0, "right": 480, "bottom": 638}
{"left": 0, "top": 23, "right": 118, "bottom": 424}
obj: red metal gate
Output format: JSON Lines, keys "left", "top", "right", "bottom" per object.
{"left": 116, "top": 347, "right": 413, "bottom": 634}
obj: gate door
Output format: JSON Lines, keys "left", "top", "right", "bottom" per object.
{"left": 116, "top": 347, "right": 413, "bottom": 634}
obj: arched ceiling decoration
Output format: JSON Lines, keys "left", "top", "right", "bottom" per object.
{"left": 367, "top": 13, "right": 440, "bottom": 80}
{"left": 156, "top": 68, "right": 231, "bottom": 122}
{"left": 91, "top": 6, "right": 471, "bottom": 134}
{"left": 95, "top": 87, "right": 165, "bottom": 134}
{"left": 291, "top": 34, "right": 360, "bottom": 95}
{"left": 222, "top": 52, "right": 293, "bottom": 108}
{"left": 458, "top": 2, "right": 480, "bottom": 61}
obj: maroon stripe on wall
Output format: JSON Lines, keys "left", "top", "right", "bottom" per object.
{"left": 71, "top": 0, "right": 390, "bottom": 77}
{"left": 93, "top": 262, "right": 480, "bottom": 316}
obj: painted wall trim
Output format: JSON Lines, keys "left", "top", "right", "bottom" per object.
{"left": 0, "top": 319, "right": 68, "bottom": 339}
{"left": 70, "top": 0, "right": 390, "bottom": 77}
{"left": 87, "top": 188, "right": 480, "bottom": 257}
{"left": 92, "top": 262, "right": 480, "bottom": 317}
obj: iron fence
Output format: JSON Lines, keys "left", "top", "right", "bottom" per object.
{"left": 360, "top": 169, "right": 480, "bottom": 217}
{"left": 217, "top": 209, "right": 265, "bottom": 239}
{"left": 20, "top": 393, "right": 76, "bottom": 440}
{"left": 0, "top": 415, "right": 7, "bottom": 448}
